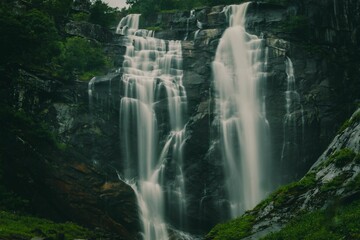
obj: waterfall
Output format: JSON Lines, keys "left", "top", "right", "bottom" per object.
{"left": 212, "top": 3, "right": 270, "bottom": 217}
{"left": 184, "top": 10, "right": 195, "bottom": 40}
{"left": 280, "top": 57, "right": 304, "bottom": 172}
{"left": 117, "top": 14, "right": 188, "bottom": 239}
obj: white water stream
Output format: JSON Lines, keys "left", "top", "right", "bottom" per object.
{"left": 212, "top": 3, "right": 270, "bottom": 217}
{"left": 281, "top": 57, "right": 305, "bottom": 164}
{"left": 117, "top": 14, "right": 188, "bottom": 239}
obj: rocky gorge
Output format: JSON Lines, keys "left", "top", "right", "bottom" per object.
{"left": 1, "top": 0, "right": 359, "bottom": 239}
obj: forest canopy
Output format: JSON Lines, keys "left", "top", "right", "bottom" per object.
{"left": 126, "top": 0, "right": 245, "bottom": 17}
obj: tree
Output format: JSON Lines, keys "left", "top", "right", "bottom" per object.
{"left": 89, "top": 0, "right": 118, "bottom": 28}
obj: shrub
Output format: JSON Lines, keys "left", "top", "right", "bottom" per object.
{"left": 57, "top": 37, "right": 109, "bottom": 81}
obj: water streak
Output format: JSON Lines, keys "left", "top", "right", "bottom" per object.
{"left": 280, "top": 57, "right": 305, "bottom": 166}
{"left": 117, "top": 14, "right": 188, "bottom": 239}
{"left": 212, "top": 3, "right": 270, "bottom": 217}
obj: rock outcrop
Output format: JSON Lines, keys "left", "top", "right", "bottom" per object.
{"left": 206, "top": 108, "right": 360, "bottom": 239}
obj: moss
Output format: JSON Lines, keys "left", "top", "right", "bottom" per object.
{"left": 338, "top": 111, "right": 360, "bottom": 134}
{"left": 345, "top": 173, "right": 360, "bottom": 191}
{"left": 255, "top": 172, "right": 317, "bottom": 210}
{"left": 145, "top": 26, "right": 163, "bottom": 31}
{"left": 206, "top": 215, "right": 255, "bottom": 240}
{"left": 326, "top": 148, "right": 356, "bottom": 168}
{"left": 0, "top": 211, "right": 95, "bottom": 240}
{"left": 321, "top": 173, "right": 350, "bottom": 192}
{"left": 261, "top": 199, "right": 360, "bottom": 240}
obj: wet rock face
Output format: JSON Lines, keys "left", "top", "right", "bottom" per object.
{"left": 7, "top": 69, "right": 139, "bottom": 239}
{"left": 230, "top": 110, "right": 360, "bottom": 240}
{"left": 151, "top": 1, "right": 359, "bottom": 232}
{"left": 65, "top": 21, "right": 114, "bottom": 42}
{"left": 1, "top": 111, "right": 140, "bottom": 239}
{"left": 8, "top": 0, "right": 359, "bottom": 237}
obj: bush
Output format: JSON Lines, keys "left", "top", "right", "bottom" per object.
{"left": 0, "top": 6, "right": 60, "bottom": 66}
{"left": 57, "top": 37, "right": 109, "bottom": 81}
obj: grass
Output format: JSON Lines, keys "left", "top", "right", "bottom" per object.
{"left": 254, "top": 172, "right": 316, "bottom": 211}
{"left": 205, "top": 215, "right": 255, "bottom": 240}
{"left": 261, "top": 198, "right": 360, "bottom": 240}
{"left": 0, "top": 211, "right": 95, "bottom": 240}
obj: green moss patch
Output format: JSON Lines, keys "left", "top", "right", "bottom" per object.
{"left": 206, "top": 215, "right": 255, "bottom": 240}
{"left": 261, "top": 198, "right": 360, "bottom": 240}
{"left": 327, "top": 148, "right": 356, "bottom": 168}
{"left": 321, "top": 172, "right": 351, "bottom": 192}
{"left": 255, "top": 172, "right": 316, "bottom": 211}
{"left": 0, "top": 211, "right": 95, "bottom": 240}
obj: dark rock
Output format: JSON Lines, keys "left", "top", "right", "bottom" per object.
{"left": 65, "top": 21, "right": 114, "bottom": 43}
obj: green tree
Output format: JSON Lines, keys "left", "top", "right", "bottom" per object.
{"left": 58, "top": 37, "right": 108, "bottom": 80}
{"left": 0, "top": 4, "right": 60, "bottom": 66}
{"left": 89, "top": 0, "right": 118, "bottom": 28}
{"left": 21, "top": 9, "right": 61, "bottom": 63}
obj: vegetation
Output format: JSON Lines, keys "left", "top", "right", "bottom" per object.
{"left": 89, "top": 0, "right": 118, "bottom": 28}
{"left": 206, "top": 215, "right": 255, "bottom": 240}
{"left": 0, "top": 211, "right": 96, "bottom": 240}
{"left": 321, "top": 173, "right": 350, "bottom": 192}
{"left": 338, "top": 110, "right": 360, "bottom": 133}
{"left": 126, "top": 0, "right": 247, "bottom": 17}
{"left": 324, "top": 148, "right": 357, "bottom": 168}
{"left": 57, "top": 37, "right": 110, "bottom": 81}
{"left": 254, "top": 172, "right": 316, "bottom": 211}
{"left": 262, "top": 199, "right": 360, "bottom": 240}
{"left": 0, "top": 0, "right": 116, "bottom": 82}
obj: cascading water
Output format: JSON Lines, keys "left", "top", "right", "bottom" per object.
{"left": 212, "top": 3, "right": 270, "bottom": 217}
{"left": 117, "top": 14, "right": 188, "bottom": 239}
{"left": 184, "top": 10, "right": 196, "bottom": 40}
{"left": 280, "top": 57, "right": 304, "bottom": 169}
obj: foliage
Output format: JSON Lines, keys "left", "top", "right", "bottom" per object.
{"left": 261, "top": 199, "right": 360, "bottom": 240}
{"left": 71, "top": 12, "right": 90, "bottom": 22}
{"left": 321, "top": 173, "right": 350, "bottom": 192}
{"left": 206, "top": 215, "right": 255, "bottom": 240}
{"left": 254, "top": 172, "right": 316, "bottom": 210}
{"left": 0, "top": 106, "right": 58, "bottom": 150}
{"left": 29, "top": 0, "right": 73, "bottom": 25}
{"left": 0, "top": 211, "right": 95, "bottom": 240}
{"left": 89, "top": 0, "right": 118, "bottom": 28}
{"left": 0, "top": 155, "right": 29, "bottom": 212}
{"left": 0, "top": 5, "right": 60, "bottom": 66}
{"left": 126, "top": 0, "right": 246, "bottom": 17}
{"left": 57, "top": 37, "right": 109, "bottom": 81}
{"left": 326, "top": 148, "right": 356, "bottom": 168}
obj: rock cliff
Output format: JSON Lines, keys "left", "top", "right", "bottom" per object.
{"left": 2, "top": 0, "right": 359, "bottom": 238}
